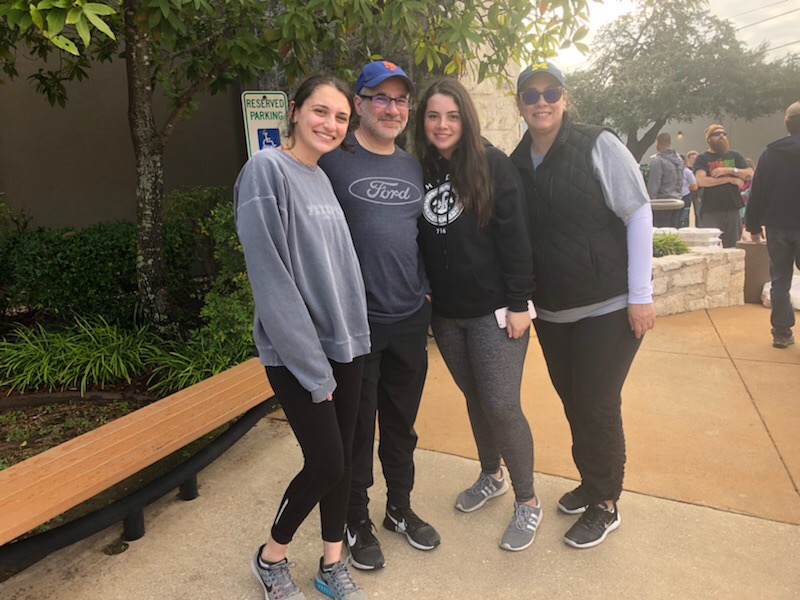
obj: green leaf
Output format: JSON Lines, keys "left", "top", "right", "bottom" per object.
{"left": 37, "top": 0, "right": 55, "bottom": 9}
{"left": 148, "top": 9, "right": 162, "bottom": 28}
{"left": 83, "top": 3, "right": 118, "bottom": 16}
{"left": 30, "top": 7, "right": 44, "bottom": 30}
{"left": 76, "top": 15, "right": 91, "bottom": 47}
{"left": 46, "top": 9, "right": 67, "bottom": 36}
{"left": 84, "top": 9, "right": 117, "bottom": 40}
{"left": 66, "top": 7, "right": 81, "bottom": 24}
{"left": 50, "top": 34, "right": 79, "bottom": 55}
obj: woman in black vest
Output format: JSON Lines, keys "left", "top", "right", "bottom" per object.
{"left": 509, "top": 62, "right": 656, "bottom": 549}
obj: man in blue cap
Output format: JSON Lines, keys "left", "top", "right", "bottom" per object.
{"left": 319, "top": 60, "right": 440, "bottom": 570}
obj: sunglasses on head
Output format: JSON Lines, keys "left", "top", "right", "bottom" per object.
{"left": 520, "top": 88, "right": 564, "bottom": 105}
{"left": 709, "top": 131, "right": 727, "bottom": 138}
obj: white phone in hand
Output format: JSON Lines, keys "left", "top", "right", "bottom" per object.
{"left": 494, "top": 300, "right": 537, "bottom": 328}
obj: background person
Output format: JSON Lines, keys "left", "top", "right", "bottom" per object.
{"left": 510, "top": 61, "right": 655, "bottom": 550}
{"left": 235, "top": 75, "right": 370, "bottom": 600}
{"left": 647, "top": 132, "right": 684, "bottom": 228}
{"left": 680, "top": 153, "right": 699, "bottom": 229}
{"left": 414, "top": 79, "right": 540, "bottom": 552}
{"left": 686, "top": 150, "right": 702, "bottom": 226}
{"left": 745, "top": 101, "right": 800, "bottom": 349}
{"left": 318, "top": 60, "right": 439, "bottom": 571}
{"left": 693, "top": 125, "right": 753, "bottom": 247}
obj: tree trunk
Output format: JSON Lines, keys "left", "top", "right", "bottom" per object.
{"left": 625, "top": 117, "right": 668, "bottom": 163}
{"left": 124, "top": 1, "right": 175, "bottom": 334}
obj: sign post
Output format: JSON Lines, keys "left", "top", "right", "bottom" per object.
{"left": 241, "top": 91, "right": 288, "bottom": 157}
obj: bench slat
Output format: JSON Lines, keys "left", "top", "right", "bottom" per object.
{"left": 0, "top": 360, "right": 265, "bottom": 488}
{"left": 0, "top": 359, "right": 264, "bottom": 482}
{"left": 0, "top": 358, "right": 272, "bottom": 546}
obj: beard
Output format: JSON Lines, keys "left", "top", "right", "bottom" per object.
{"left": 709, "top": 137, "right": 729, "bottom": 154}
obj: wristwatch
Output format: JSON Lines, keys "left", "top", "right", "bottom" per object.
{"left": 733, "top": 167, "right": 739, "bottom": 175}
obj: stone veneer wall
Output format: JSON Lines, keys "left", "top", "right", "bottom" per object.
{"left": 463, "top": 66, "right": 520, "bottom": 154}
{"left": 653, "top": 247, "right": 745, "bottom": 316}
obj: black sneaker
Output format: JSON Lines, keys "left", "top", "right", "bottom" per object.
{"left": 345, "top": 520, "right": 385, "bottom": 570}
{"left": 564, "top": 502, "right": 621, "bottom": 549}
{"left": 557, "top": 485, "right": 588, "bottom": 515}
{"left": 383, "top": 505, "right": 441, "bottom": 550}
{"left": 773, "top": 334, "right": 795, "bottom": 349}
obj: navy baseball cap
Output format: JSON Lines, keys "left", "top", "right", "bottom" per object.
{"left": 517, "top": 61, "right": 565, "bottom": 93}
{"left": 355, "top": 60, "right": 414, "bottom": 94}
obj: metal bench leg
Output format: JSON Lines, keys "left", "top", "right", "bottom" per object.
{"left": 123, "top": 510, "right": 145, "bottom": 541}
{"left": 179, "top": 474, "right": 199, "bottom": 501}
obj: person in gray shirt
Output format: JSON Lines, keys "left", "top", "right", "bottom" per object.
{"left": 236, "top": 75, "right": 370, "bottom": 600}
{"left": 648, "top": 132, "right": 685, "bottom": 227}
{"left": 319, "top": 61, "right": 439, "bottom": 571}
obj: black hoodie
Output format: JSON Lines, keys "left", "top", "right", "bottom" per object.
{"left": 417, "top": 143, "right": 535, "bottom": 319}
{"left": 746, "top": 133, "right": 800, "bottom": 233}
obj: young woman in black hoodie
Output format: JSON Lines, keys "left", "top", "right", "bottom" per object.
{"left": 415, "top": 78, "right": 540, "bottom": 551}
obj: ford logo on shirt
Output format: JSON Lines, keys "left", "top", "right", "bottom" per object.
{"left": 348, "top": 177, "right": 422, "bottom": 205}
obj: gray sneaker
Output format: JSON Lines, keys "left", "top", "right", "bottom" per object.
{"left": 500, "top": 498, "right": 542, "bottom": 552}
{"left": 251, "top": 546, "right": 306, "bottom": 600}
{"left": 455, "top": 471, "right": 509, "bottom": 513}
{"left": 314, "top": 559, "right": 367, "bottom": 600}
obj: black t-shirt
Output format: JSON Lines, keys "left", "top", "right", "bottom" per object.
{"left": 693, "top": 150, "right": 748, "bottom": 212}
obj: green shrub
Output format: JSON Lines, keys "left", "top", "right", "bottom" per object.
{"left": 145, "top": 191, "right": 255, "bottom": 394}
{"left": 144, "top": 327, "right": 254, "bottom": 395}
{"left": 0, "top": 200, "right": 32, "bottom": 319}
{"left": 164, "top": 186, "right": 231, "bottom": 279}
{"left": 653, "top": 233, "right": 690, "bottom": 258}
{"left": 0, "top": 198, "right": 33, "bottom": 235}
{"left": 5, "top": 221, "right": 196, "bottom": 326}
{"left": 0, "top": 317, "right": 159, "bottom": 395}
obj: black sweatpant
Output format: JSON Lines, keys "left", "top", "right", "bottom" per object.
{"left": 533, "top": 308, "right": 642, "bottom": 504}
{"left": 266, "top": 357, "right": 364, "bottom": 544}
{"left": 348, "top": 300, "right": 431, "bottom": 524}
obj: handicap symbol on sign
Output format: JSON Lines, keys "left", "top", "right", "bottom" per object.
{"left": 258, "top": 129, "right": 281, "bottom": 149}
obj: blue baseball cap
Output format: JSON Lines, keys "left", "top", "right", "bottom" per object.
{"left": 355, "top": 60, "right": 414, "bottom": 94}
{"left": 517, "top": 61, "right": 565, "bottom": 93}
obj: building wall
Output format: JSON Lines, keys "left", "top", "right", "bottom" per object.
{"left": 463, "top": 65, "right": 521, "bottom": 155}
{"left": 0, "top": 57, "right": 247, "bottom": 229}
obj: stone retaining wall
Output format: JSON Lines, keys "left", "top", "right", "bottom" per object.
{"left": 653, "top": 247, "right": 745, "bottom": 316}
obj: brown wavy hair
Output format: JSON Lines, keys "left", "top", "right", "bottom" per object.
{"left": 414, "top": 78, "right": 493, "bottom": 228}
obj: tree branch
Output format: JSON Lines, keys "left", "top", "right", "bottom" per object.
{"left": 159, "top": 61, "right": 229, "bottom": 143}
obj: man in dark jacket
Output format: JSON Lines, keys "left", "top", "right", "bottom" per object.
{"left": 745, "top": 101, "right": 800, "bottom": 349}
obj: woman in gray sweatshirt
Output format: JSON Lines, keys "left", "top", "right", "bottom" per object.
{"left": 235, "top": 75, "right": 370, "bottom": 600}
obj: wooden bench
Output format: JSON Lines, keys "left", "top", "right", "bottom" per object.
{"left": 0, "top": 357, "right": 273, "bottom": 549}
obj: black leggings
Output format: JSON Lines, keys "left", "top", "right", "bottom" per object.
{"left": 534, "top": 309, "right": 642, "bottom": 504}
{"left": 266, "top": 357, "right": 364, "bottom": 544}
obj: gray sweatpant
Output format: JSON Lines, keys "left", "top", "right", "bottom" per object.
{"left": 431, "top": 312, "right": 535, "bottom": 502}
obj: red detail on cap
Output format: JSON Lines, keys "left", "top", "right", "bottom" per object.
{"left": 382, "top": 61, "right": 397, "bottom": 71}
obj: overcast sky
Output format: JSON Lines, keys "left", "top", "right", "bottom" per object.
{"left": 555, "top": 0, "right": 800, "bottom": 71}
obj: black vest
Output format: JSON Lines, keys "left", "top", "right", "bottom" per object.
{"left": 510, "top": 113, "right": 629, "bottom": 311}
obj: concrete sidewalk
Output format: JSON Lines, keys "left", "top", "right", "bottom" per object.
{"left": 4, "top": 305, "right": 799, "bottom": 599}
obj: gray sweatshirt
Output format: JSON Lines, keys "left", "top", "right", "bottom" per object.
{"left": 234, "top": 148, "right": 371, "bottom": 402}
{"left": 647, "top": 148, "right": 684, "bottom": 200}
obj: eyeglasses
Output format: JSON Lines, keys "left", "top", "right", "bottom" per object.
{"left": 520, "top": 88, "right": 564, "bottom": 105}
{"left": 358, "top": 94, "right": 410, "bottom": 109}
{"left": 709, "top": 131, "right": 727, "bottom": 138}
